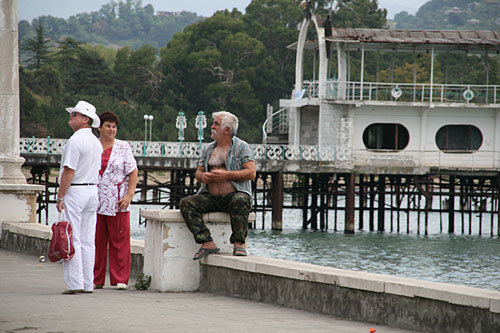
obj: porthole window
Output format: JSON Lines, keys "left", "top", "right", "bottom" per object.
{"left": 435, "top": 125, "right": 482, "bottom": 153}
{"left": 362, "top": 123, "right": 409, "bottom": 151}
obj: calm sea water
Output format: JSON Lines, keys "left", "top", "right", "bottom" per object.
{"left": 41, "top": 200, "right": 500, "bottom": 292}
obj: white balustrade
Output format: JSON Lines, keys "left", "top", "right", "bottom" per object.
{"left": 20, "top": 138, "right": 343, "bottom": 162}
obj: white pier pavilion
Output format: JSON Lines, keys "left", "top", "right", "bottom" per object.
{"left": 277, "top": 12, "right": 500, "bottom": 175}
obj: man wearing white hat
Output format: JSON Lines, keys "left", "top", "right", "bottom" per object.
{"left": 56, "top": 101, "right": 103, "bottom": 294}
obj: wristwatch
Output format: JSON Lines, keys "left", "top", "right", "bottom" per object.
{"left": 57, "top": 198, "right": 64, "bottom": 202}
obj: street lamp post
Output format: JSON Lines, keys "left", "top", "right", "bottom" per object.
{"left": 176, "top": 112, "right": 187, "bottom": 157}
{"left": 149, "top": 115, "right": 154, "bottom": 141}
{"left": 195, "top": 110, "right": 207, "bottom": 147}
{"left": 144, "top": 114, "right": 153, "bottom": 142}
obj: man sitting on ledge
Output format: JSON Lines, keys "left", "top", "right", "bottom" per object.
{"left": 180, "top": 111, "right": 256, "bottom": 260}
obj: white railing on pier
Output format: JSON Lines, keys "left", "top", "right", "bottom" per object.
{"left": 19, "top": 138, "right": 343, "bottom": 162}
{"left": 353, "top": 148, "right": 500, "bottom": 171}
{"left": 318, "top": 80, "right": 499, "bottom": 104}
{"left": 20, "top": 138, "right": 499, "bottom": 170}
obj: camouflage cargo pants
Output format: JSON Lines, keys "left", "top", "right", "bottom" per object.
{"left": 179, "top": 191, "right": 251, "bottom": 244}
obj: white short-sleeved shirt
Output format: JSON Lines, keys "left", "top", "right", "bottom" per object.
{"left": 59, "top": 128, "right": 103, "bottom": 184}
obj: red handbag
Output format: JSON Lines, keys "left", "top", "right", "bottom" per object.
{"left": 48, "top": 212, "right": 75, "bottom": 262}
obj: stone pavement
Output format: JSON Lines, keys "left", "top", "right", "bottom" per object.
{"left": 0, "top": 249, "right": 415, "bottom": 333}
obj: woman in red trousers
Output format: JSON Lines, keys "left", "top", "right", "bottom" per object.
{"left": 94, "top": 111, "right": 138, "bottom": 290}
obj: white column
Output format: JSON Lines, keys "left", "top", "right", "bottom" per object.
{"left": 310, "top": 15, "right": 327, "bottom": 99}
{"left": 0, "top": 0, "right": 25, "bottom": 184}
{"left": 0, "top": 0, "right": 43, "bottom": 229}
{"left": 430, "top": 47, "right": 434, "bottom": 103}
{"left": 360, "top": 45, "right": 365, "bottom": 100}
{"left": 337, "top": 43, "right": 347, "bottom": 99}
{"left": 295, "top": 18, "right": 309, "bottom": 93}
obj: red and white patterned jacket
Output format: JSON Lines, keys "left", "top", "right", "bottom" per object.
{"left": 97, "top": 139, "right": 137, "bottom": 216}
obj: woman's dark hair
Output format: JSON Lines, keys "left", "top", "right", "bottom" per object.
{"left": 99, "top": 111, "right": 120, "bottom": 127}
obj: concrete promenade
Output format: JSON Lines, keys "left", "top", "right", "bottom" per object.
{"left": 0, "top": 249, "right": 414, "bottom": 333}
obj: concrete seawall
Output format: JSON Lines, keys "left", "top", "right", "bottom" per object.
{"left": 0, "top": 222, "right": 144, "bottom": 276}
{"left": 2, "top": 221, "right": 499, "bottom": 332}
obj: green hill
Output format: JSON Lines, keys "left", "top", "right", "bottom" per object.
{"left": 18, "top": 1, "right": 203, "bottom": 51}
{"left": 393, "top": 0, "right": 500, "bottom": 30}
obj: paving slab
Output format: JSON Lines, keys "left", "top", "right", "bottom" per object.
{"left": 0, "top": 249, "right": 416, "bottom": 333}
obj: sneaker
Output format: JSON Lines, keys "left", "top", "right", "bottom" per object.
{"left": 94, "top": 284, "right": 103, "bottom": 289}
{"left": 116, "top": 283, "right": 127, "bottom": 290}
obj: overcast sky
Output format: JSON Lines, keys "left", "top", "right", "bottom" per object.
{"left": 18, "top": 0, "right": 430, "bottom": 22}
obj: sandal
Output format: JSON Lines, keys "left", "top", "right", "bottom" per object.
{"left": 193, "top": 247, "right": 220, "bottom": 260}
{"left": 233, "top": 247, "right": 247, "bottom": 256}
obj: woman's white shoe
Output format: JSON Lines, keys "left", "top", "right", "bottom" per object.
{"left": 116, "top": 283, "right": 127, "bottom": 290}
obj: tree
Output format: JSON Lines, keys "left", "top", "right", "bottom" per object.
{"left": 332, "top": 0, "right": 387, "bottom": 28}
{"left": 158, "top": 11, "right": 270, "bottom": 142}
{"left": 22, "top": 24, "right": 53, "bottom": 69}
{"left": 65, "top": 48, "right": 117, "bottom": 96}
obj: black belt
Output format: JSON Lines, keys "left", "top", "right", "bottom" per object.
{"left": 71, "top": 183, "right": 97, "bottom": 186}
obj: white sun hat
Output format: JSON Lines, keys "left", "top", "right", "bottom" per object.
{"left": 65, "top": 101, "right": 100, "bottom": 128}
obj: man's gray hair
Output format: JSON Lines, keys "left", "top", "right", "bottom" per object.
{"left": 213, "top": 111, "right": 238, "bottom": 136}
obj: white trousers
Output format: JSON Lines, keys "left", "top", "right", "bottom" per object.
{"left": 63, "top": 185, "right": 98, "bottom": 291}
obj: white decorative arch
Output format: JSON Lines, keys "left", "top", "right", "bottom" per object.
{"left": 294, "top": 12, "right": 327, "bottom": 98}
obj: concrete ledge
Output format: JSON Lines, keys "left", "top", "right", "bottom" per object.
{"left": 141, "top": 209, "right": 256, "bottom": 224}
{"left": 0, "top": 184, "right": 44, "bottom": 193}
{"left": 141, "top": 209, "right": 256, "bottom": 292}
{"left": 0, "top": 222, "right": 144, "bottom": 276}
{"left": 201, "top": 255, "right": 500, "bottom": 333}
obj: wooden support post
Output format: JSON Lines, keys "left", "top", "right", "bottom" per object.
{"left": 262, "top": 173, "right": 268, "bottom": 229}
{"left": 345, "top": 173, "right": 355, "bottom": 234}
{"left": 378, "top": 175, "right": 385, "bottom": 231}
{"left": 497, "top": 175, "right": 500, "bottom": 236}
{"left": 319, "top": 174, "right": 327, "bottom": 231}
{"left": 490, "top": 177, "right": 495, "bottom": 237}
{"left": 439, "top": 175, "right": 443, "bottom": 233}
{"left": 302, "top": 174, "right": 309, "bottom": 229}
{"left": 448, "top": 175, "right": 455, "bottom": 233}
{"left": 417, "top": 184, "right": 421, "bottom": 235}
{"left": 479, "top": 178, "right": 483, "bottom": 235}
{"left": 396, "top": 176, "right": 401, "bottom": 233}
{"left": 460, "top": 177, "right": 465, "bottom": 234}
{"left": 141, "top": 170, "right": 148, "bottom": 202}
{"left": 390, "top": 176, "right": 394, "bottom": 232}
{"left": 359, "top": 174, "right": 364, "bottom": 230}
{"left": 310, "top": 175, "right": 319, "bottom": 230}
{"left": 497, "top": 176, "right": 500, "bottom": 236}
{"left": 44, "top": 169, "right": 49, "bottom": 225}
{"left": 333, "top": 175, "right": 338, "bottom": 231}
{"left": 251, "top": 175, "right": 258, "bottom": 230}
{"left": 369, "top": 174, "right": 375, "bottom": 231}
{"left": 468, "top": 178, "right": 472, "bottom": 235}
{"left": 271, "top": 170, "right": 283, "bottom": 231}
{"left": 425, "top": 179, "right": 430, "bottom": 236}
{"left": 406, "top": 177, "right": 410, "bottom": 233}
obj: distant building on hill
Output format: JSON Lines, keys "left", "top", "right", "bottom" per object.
{"left": 156, "top": 11, "right": 181, "bottom": 17}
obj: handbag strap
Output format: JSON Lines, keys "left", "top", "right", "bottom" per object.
{"left": 58, "top": 210, "right": 67, "bottom": 222}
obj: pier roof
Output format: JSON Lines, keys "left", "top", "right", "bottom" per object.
{"left": 289, "top": 28, "right": 500, "bottom": 54}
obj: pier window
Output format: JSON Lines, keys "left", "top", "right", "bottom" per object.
{"left": 363, "top": 123, "right": 409, "bottom": 151}
{"left": 435, "top": 125, "right": 482, "bottom": 153}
